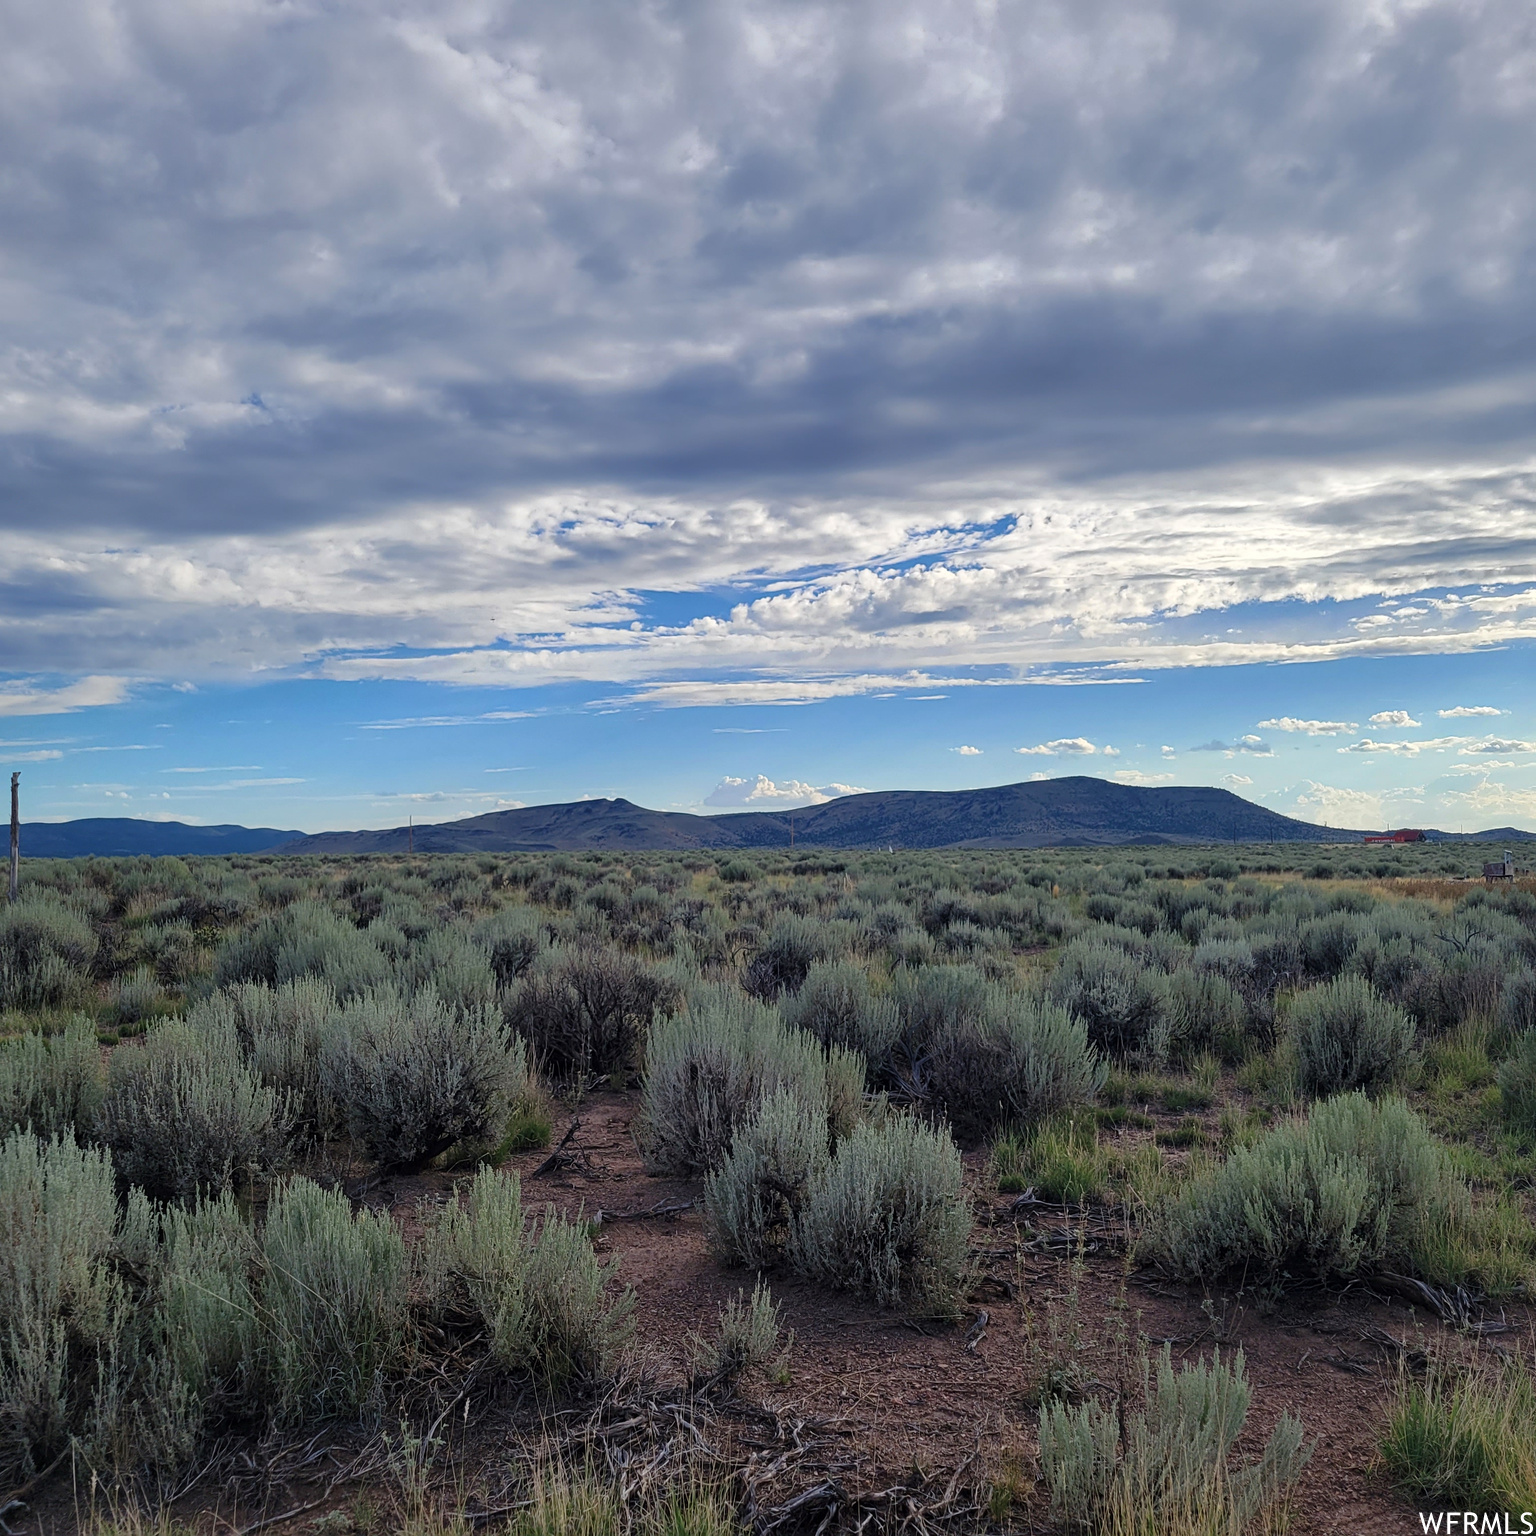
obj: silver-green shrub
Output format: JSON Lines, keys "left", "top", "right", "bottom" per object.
{"left": 1499, "top": 1028, "right": 1536, "bottom": 1136}
{"left": 788, "top": 1112, "right": 968, "bottom": 1312}
{"left": 1144, "top": 1093, "right": 1468, "bottom": 1286}
{"left": 421, "top": 1167, "right": 634, "bottom": 1387}
{"left": 1163, "top": 966, "right": 1247, "bottom": 1063}
{"left": 323, "top": 987, "right": 529, "bottom": 1170}
{"left": 639, "top": 984, "right": 861, "bottom": 1175}
{"left": 1289, "top": 974, "right": 1415, "bottom": 1097}
{"left": 823, "top": 1040, "right": 865, "bottom": 1145}
{"left": 151, "top": 1190, "right": 260, "bottom": 1408}
{"left": 96, "top": 1018, "right": 291, "bottom": 1202}
{"left": 190, "top": 977, "right": 344, "bottom": 1146}
{"left": 106, "top": 966, "right": 165, "bottom": 1030}
{"left": 260, "top": 1176, "right": 409, "bottom": 1424}
{"left": 705, "top": 1086, "right": 830, "bottom": 1269}
{"left": 927, "top": 988, "right": 1105, "bottom": 1140}
{"left": 781, "top": 961, "right": 902, "bottom": 1076}
{"left": 213, "top": 899, "right": 390, "bottom": 999}
{"left": 0, "top": 895, "right": 98, "bottom": 1011}
{"left": 472, "top": 905, "right": 547, "bottom": 989}
{"left": 135, "top": 920, "right": 198, "bottom": 989}
{"left": 743, "top": 913, "right": 856, "bottom": 999}
{"left": 1038, "top": 1346, "right": 1309, "bottom": 1531}
{"left": 519, "top": 1208, "right": 636, "bottom": 1386}
{"left": 103, "top": 1184, "right": 260, "bottom": 1474}
{"left": 1498, "top": 967, "right": 1536, "bottom": 1042}
{"left": 688, "top": 1279, "right": 783, "bottom": 1386}
{"left": 0, "top": 1017, "right": 105, "bottom": 1139}
{"left": 1048, "top": 939, "right": 1171, "bottom": 1062}
{"left": 0, "top": 1130, "right": 123, "bottom": 1480}
{"left": 890, "top": 963, "right": 991, "bottom": 1045}
{"left": 398, "top": 927, "right": 497, "bottom": 1012}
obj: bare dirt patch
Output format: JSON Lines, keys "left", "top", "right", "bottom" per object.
{"left": 15, "top": 1086, "right": 1526, "bottom": 1536}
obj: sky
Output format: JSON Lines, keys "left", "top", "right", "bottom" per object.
{"left": 2, "top": 0, "right": 1535, "bottom": 834}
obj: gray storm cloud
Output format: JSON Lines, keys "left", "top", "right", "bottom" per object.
{"left": 3, "top": 0, "right": 1536, "bottom": 686}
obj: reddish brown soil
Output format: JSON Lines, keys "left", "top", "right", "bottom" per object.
{"left": 16, "top": 1087, "right": 1530, "bottom": 1535}
{"left": 460, "top": 1090, "right": 1530, "bottom": 1536}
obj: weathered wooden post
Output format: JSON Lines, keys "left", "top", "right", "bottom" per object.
{"left": 8, "top": 772, "right": 18, "bottom": 903}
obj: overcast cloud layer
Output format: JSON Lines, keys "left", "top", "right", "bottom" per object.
{"left": 4, "top": 0, "right": 1536, "bottom": 724}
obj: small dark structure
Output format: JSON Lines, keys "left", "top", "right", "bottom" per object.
{"left": 1364, "top": 828, "right": 1425, "bottom": 844}
{"left": 8, "top": 772, "right": 18, "bottom": 902}
{"left": 1485, "top": 851, "right": 1517, "bottom": 883}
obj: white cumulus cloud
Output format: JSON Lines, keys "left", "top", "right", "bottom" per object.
{"left": 951, "top": 745, "right": 982, "bottom": 756}
{"left": 1368, "top": 710, "right": 1422, "bottom": 728}
{"left": 704, "top": 775, "right": 866, "bottom": 808}
{"left": 1439, "top": 705, "right": 1505, "bottom": 718}
{"left": 1339, "top": 736, "right": 1466, "bottom": 756}
{"left": 1016, "top": 738, "right": 1097, "bottom": 756}
{"left": 1294, "top": 781, "right": 1384, "bottom": 827}
{"left": 1258, "top": 717, "right": 1357, "bottom": 735}
{"left": 1460, "top": 738, "right": 1536, "bottom": 754}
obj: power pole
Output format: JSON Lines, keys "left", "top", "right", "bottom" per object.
{"left": 9, "top": 773, "right": 19, "bottom": 903}
{"left": 408, "top": 815, "right": 414, "bottom": 856}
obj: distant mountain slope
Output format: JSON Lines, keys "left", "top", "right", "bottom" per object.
{"left": 1424, "top": 826, "right": 1536, "bottom": 843}
{"left": 19, "top": 819, "right": 302, "bottom": 857}
{"left": 279, "top": 797, "right": 736, "bottom": 855}
{"left": 18, "top": 783, "right": 1532, "bottom": 860}
{"left": 276, "top": 777, "right": 1386, "bottom": 854}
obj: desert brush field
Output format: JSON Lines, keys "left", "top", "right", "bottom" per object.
{"left": 2, "top": 841, "right": 1535, "bottom": 1536}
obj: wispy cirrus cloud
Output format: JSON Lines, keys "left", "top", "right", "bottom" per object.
{"left": 209, "top": 778, "right": 305, "bottom": 790}
{"left": 371, "top": 791, "right": 526, "bottom": 809}
{"left": 0, "top": 678, "right": 131, "bottom": 717}
{"left": 1191, "top": 736, "right": 1273, "bottom": 757}
{"left": 360, "top": 712, "right": 537, "bottom": 731}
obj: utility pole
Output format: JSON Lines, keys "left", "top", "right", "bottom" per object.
{"left": 9, "top": 773, "right": 19, "bottom": 903}
{"left": 408, "top": 815, "right": 414, "bottom": 856}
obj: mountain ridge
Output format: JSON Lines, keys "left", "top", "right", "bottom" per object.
{"left": 271, "top": 777, "right": 1534, "bottom": 854}
{"left": 11, "top": 781, "right": 1533, "bottom": 858}
{"left": 16, "top": 819, "right": 303, "bottom": 858}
